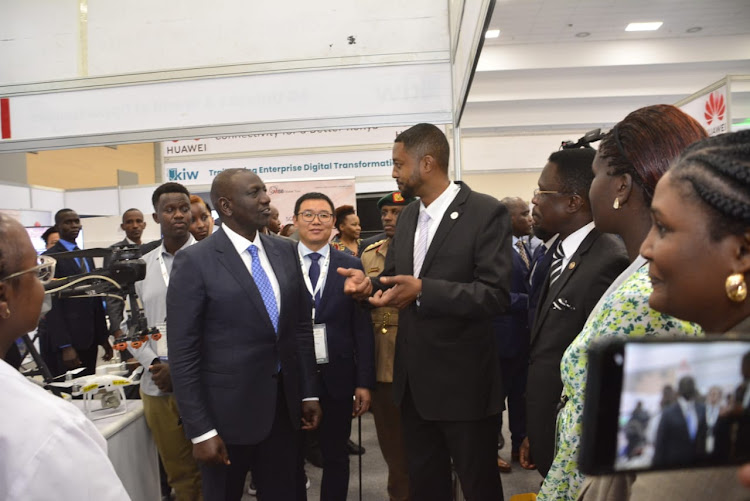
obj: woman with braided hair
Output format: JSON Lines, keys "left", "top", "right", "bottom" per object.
{"left": 538, "top": 104, "right": 707, "bottom": 501}
{"left": 579, "top": 130, "right": 750, "bottom": 500}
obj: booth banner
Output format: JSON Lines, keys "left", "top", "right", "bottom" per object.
{"left": 165, "top": 149, "right": 393, "bottom": 185}
{"left": 162, "top": 126, "right": 405, "bottom": 157}
{"left": 679, "top": 85, "right": 728, "bottom": 136}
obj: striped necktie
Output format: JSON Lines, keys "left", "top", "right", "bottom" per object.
{"left": 548, "top": 241, "right": 565, "bottom": 287}
{"left": 413, "top": 211, "right": 431, "bottom": 277}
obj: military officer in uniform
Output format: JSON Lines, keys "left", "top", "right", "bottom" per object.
{"left": 360, "top": 191, "right": 416, "bottom": 501}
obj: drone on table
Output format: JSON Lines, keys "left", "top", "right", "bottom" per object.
{"left": 48, "top": 365, "right": 144, "bottom": 419}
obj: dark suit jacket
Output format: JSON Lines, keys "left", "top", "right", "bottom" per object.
{"left": 493, "top": 243, "right": 530, "bottom": 360}
{"left": 378, "top": 182, "right": 511, "bottom": 421}
{"left": 653, "top": 401, "right": 707, "bottom": 467}
{"left": 313, "top": 247, "right": 375, "bottom": 399}
{"left": 41, "top": 241, "right": 108, "bottom": 352}
{"left": 526, "top": 228, "right": 628, "bottom": 473}
{"left": 167, "top": 229, "right": 318, "bottom": 445}
{"left": 527, "top": 240, "right": 555, "bottom": 329}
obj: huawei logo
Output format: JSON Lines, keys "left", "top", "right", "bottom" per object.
{"left": 704, "top": 92, "right": 726, "bottom": 125}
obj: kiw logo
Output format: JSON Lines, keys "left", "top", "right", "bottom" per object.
{"left": 168, "top": 168, "right": 199, "bottom": 181}
{"left": 704, "top": 92, "right": 726, "bottom": 125}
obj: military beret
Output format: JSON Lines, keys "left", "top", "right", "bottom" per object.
{"left": 377, "top": 191, "right": 416, "bottom": 209}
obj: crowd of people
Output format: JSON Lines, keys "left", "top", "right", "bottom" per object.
{"left": 0, "top": 116, "right": 749, "bottom": 501}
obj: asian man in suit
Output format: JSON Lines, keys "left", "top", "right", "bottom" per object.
{"left": 41, "top": 209, "right": 112, "bottom": 377}
{"left": 293, "top": 192, "right": 375, "bottom": 501}
{"left": 339, "top": 123, "right": 511, "bottom": 501}
{"left": 520, "top": 149, "right": 629, "bottom": 476}
{"left": 167, "top": 168, "right": 322, "bottom": 501}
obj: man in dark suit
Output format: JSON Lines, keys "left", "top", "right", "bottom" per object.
{"left": 653, "top": 376, "right": 707, "bottom": 468}
{"left": 340, "top": 123, "right": 511, "bottom": 501}
{"left": 293, "top": 192, "right": 375, "bottom": 500}
{"left": 494, "top": 197, "right": 534, "bottom": 470}
{"left": 41, "top": 209, "right": 112, "bottom": 377}
{"left": 520, "top": 149, "right": 629, "bottom": 476}
{"left": 167, "top": 168, "right": 322, "bottom": 501}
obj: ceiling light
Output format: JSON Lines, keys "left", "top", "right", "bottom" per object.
{"left": 686, "top": 26, "right": 702, "bottom": 33}
{"left": 485, "top": 29, "right": 500, "bottom": 39}
{"left": 625, "top": 22, "right": 663, "bottom": 32}
{"left": 575, "top": 32, "right": 590, "bottom": 38}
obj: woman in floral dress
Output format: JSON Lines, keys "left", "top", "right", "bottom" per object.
{"left": 537, "top": 105, "right": 707, "bottom": 501}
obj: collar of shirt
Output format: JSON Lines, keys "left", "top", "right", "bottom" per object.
{"left": 125, "top": 237, "right": 138, "bottom": 246}
{"left": 543, "top": 234, "right": 559, "bottom": 251}
{"left": 559, "top": 221, "right": 595, "bottom": 269}
{"left": 297, "top": 242, "right": 330, "bottom": 295}
{"left": 221, "top": 224, "right": 281, "bottom": 310}
{"left": 222, "top": 223, "right": 264, "bottom": 255}
{"left": 677, "top": 396, "right": 697, "bottom": 418}
{"left": 58, "top": 239, "right": 77, "bottom": 251}
{"left": 417, "top": 181, "right": 461, "bottom": 246}
{"left": 157, "top": 235, "right": 195, "bottom": 273}
{"left": 512, "top": 235, "right": 524, "bottom": 254}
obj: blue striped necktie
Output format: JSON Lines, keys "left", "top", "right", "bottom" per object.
{"left": 248, "top": 245, "right": 279, "bottom": 334}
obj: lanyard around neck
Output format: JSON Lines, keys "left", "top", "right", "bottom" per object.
{"left": 298, "top": 247, "right": 331, "bottom": 321}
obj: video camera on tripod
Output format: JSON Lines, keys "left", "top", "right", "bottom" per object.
{"left": 19, "top": 245, "right": 161, "bottom": 387}
{"left": 44, "top": 244, "right": 161, "bottom": 351}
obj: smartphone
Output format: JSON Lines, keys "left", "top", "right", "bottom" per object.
{"left": 580, "top": 336, "right": 750, "bottom": 475}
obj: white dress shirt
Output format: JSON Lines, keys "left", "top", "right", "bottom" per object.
{"left": 559, "top": 221, "right": 595, "bottom": 270}
{"left": 0, "top": 360, "right": 129, "bottom": 500}
{"left": 132, "top": 235, "right": 196, "bottom": 397}
{"left": 298, "top": 241, "right": 331, "bottom": 298}
{"left": 413, "top": 181, "right": 461, "bottom": 260}
{"left": 222, "top": 224, "right": 281, "bottom": 311}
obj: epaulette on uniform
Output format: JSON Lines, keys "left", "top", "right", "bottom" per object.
{"left": 363, "top": 239, "right": 388, "bottom": 253}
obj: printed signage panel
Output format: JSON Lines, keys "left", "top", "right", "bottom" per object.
{"left": 678, "top": 85, "right": 729, "bottom": 137}
{"left": 165, "top": 149, "right": 393, "bottom": 185}
{"left": 162, "top": 126, "right": 406, "bottom": 157}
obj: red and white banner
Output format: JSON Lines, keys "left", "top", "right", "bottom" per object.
{"left": 678, "top": 85, "right": 728, "bottom": 137}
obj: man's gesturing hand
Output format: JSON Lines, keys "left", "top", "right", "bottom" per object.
{"left": 337, "top": 268, "right": 373, "bottom": 300}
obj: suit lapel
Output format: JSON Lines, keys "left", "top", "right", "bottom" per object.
{"left": 530, "top": 228, "right": 600, "bottom": 345}
{"left": 214, "top": 229, "right": 275, "bottom": 332}
{"left": 420, "top": 183, "right": 468, "bottom": 277}
{"left": 397, "top": 203, "right": 419, "bottom": 274}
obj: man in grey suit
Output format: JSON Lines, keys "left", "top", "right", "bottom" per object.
{"left": 340, "top": 123, "right": 511, "bottom": 501}
{"left": 520, "top": 148, "right": 629, "bottom": 476}
{"left": 167, "top": 168, "right": 322, "bottom": 501}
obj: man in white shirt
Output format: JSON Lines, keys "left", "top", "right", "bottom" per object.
{"left": 130, "top": 182, "right": 202, "bottom": 500}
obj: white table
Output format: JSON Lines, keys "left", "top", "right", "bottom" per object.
{"left": 73, "top": 400, "right": 161, "bottom": 501}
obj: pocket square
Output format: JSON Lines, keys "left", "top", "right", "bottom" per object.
{"left": 551, "top": 298, "right": 576, "bottom": 311}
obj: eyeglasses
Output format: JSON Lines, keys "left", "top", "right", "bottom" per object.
{"left": 297, "top": 211, "right": 333, "bottom": 223}
{"left": 1, "top": 255, "right": 57, "bottom": 285}
{"left": 533, "top": 188, "right": 577, "bottom": 198}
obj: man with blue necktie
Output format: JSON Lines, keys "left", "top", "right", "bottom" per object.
{"left": 293, "top": 192, "right": 374, "bottom": 501}
{"left": 167, "top": 169, "right": 322, "bottom": 501}
{"left": 653, "top": 376, "right": 707, "bottom": 468}
{"left": 41, "top": 208, "right": 112, "bottom": 377}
